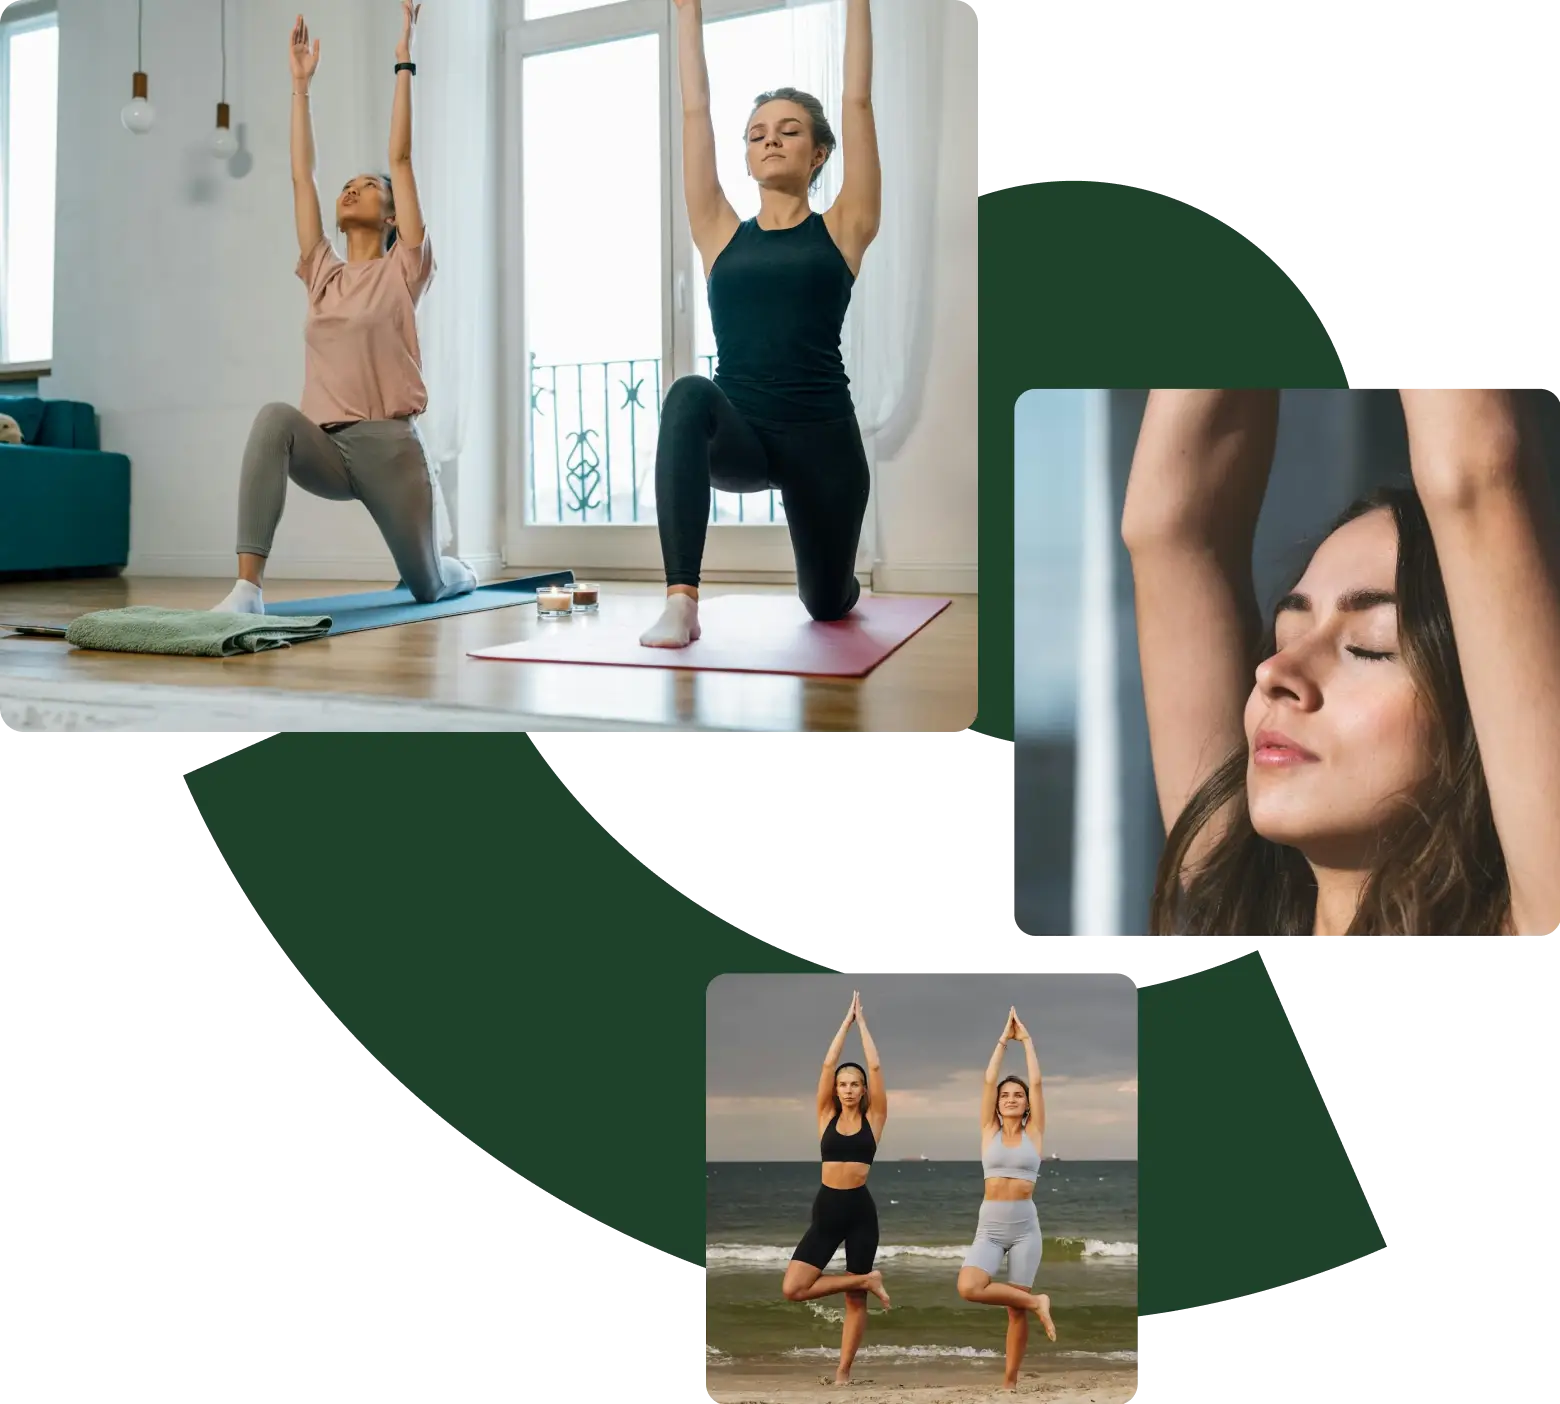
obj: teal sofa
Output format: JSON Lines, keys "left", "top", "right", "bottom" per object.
{"left": 0, "top": 395, "right": 130, "bottom": 574}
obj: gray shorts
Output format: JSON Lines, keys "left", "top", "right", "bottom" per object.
{"left": 961, "top": 1199, "right": 1042, "bottom": 1288}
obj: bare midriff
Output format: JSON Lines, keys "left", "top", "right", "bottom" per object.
{"left": 983, "top": 1176, "right": 1035, "bottom": 1202}
{"left": 822, "top": 1162, "right": 872, "bottom": 1191}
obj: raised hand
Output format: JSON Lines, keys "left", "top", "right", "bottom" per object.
{"left": 1012, "top": 1011, "right": 1032, "bottom": 1044}
{"left": 397, "top": 1, "right": 421, "bottom": 63}
{"left": 290, "top": 15, "right": 321, "bottom": 83}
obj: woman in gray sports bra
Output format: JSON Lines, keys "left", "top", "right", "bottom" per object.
{"left": 956, "top": 1007, "right": 1056, "bottom": 1388}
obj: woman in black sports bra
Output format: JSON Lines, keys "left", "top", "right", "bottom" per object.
{"left": 782, "top": 989, "right": 891, "bottom": 1386}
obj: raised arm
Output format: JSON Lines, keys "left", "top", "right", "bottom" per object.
{"left": 675, "top": 0, "right": 738, "bottom": 273}
{"left": 1122, "top": 389, "right": 1280, "bottom": 864}
{"left": 1012, "top": 1013, "right": 1045, "bottom": 1146}
{"left": 979, "top": 1010, "right": 1015, "bottom": 1131}
{"left": 823, "top": 0, "right": 880, "bottom": 272}
{"left": 814, "top": 991, "right": 858, "bottom": 1122}
{"left": 386, "top": 1, "right": 425, "bottom": 247}
{"left": 854, "top": 993, "right": 888, "bottom": 1139}
{"left": 1398, "top": 390, "right": 1560, "bottom": 934}
{"left": 289, "top": 15, "right": 325, "bottom": 259}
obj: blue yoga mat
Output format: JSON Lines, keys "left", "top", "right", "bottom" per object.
{"left": 264, "top": 571, "right": 575, "bottom": 638}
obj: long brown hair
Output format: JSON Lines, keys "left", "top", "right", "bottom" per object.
{"left": 1150, "top": 485, "right": 1509, "bottom": 935}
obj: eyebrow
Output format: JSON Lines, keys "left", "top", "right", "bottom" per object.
{"left": 1274, "top": 587, "right": 1397, "bottom": 616}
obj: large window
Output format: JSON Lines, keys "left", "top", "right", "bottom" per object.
{"left": 0, "top": 1, "right": 57, "bottom": 370}
{"left": 505, "top": 0, "right": 798, "bottom": 573}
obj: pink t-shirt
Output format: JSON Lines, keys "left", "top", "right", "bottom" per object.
{"left": 296, "top": 234, "right": 436, "bottom": 425}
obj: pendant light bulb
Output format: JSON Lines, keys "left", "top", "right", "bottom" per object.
{"left": 211, "top": 102, "right": 238, "bottom": 159}
{"left": 121, "top": 72, "right": 155, "bottom": 134}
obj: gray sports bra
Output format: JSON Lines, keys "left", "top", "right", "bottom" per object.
{"left": 982, "top": 1127, "right": 1041, "bottom": 1182}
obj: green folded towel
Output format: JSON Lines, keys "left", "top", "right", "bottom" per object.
{"left": 65, "top": 606, "right": 333, "bottom": 657}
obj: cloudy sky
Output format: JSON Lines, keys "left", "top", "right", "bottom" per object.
{"left": 707, "top": 974, "right": 1137, "bottom": 1161}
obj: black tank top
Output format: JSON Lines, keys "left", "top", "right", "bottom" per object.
{"left": 820, "top": 1112, "right": 876, "bottom": 1164}
{"left": 708, "top": 213, "right": 856, "bottom": 422}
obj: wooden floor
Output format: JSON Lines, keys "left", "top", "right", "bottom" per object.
{"left": 0, "top": 577, "right": 977, "bottom": 731}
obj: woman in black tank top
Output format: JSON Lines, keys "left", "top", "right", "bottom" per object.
{"left": 640, "top": 0, "right": 882, "bottom": 649}
{"left": 782, "top": 990, "right": 891, "bottom": 1386}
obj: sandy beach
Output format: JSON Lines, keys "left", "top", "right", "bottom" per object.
{"left": 707, "top": 1364, "right": 1137, "bottom": 1404}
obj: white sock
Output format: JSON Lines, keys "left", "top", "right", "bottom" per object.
{"left": 639, "top": 593, "right": 701, "bottom": 648}
{"left": 212, "top": 579, "right": 265, "bottom": 615}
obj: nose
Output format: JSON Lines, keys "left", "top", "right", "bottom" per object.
{"left": 1254, "top": 642, "right": 1323, "bottom": 711}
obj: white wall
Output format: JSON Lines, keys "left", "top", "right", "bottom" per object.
{"left": 51, "top": 0, "right": 974, "bottom": 588}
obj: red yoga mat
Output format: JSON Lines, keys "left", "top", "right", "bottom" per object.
{"left": 467, "top": 593, "right": 951, "bottom": 678}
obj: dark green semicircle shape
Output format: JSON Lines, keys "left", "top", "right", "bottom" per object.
{"left": 188, "top": 180, "right": 1366, "bottom": 1310}
{"left": 186, "top": 735, "right": 822, "bottom": 1259}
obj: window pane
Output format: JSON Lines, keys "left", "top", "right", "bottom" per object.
{"left": 694, "top": 6, "right": 800, "bottom": 525}
{"left": 524, "top": 35, "right": 662, "bottom": 525}
{"left": 524, "top": 1, "right": 620, "bottom": 23}
{"left": 4, "top": 21, "right": 58, "bottom": 363}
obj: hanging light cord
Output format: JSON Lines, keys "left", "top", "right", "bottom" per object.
{"left": 136, "top": 0, "right": 143, "bottom": 71}
{"left": 220, "top": 1, "right": 227, "bottom": 103}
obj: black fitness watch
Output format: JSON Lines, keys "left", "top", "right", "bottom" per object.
{"left": 395, "top": 61, "right": 416, "bottom": 75}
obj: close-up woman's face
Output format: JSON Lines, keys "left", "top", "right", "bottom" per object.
{"left": 1243, "top": 507, "right": 1435, "bottom": 860}
{"left": 997, "top": 1081, "right": 1028, "bottom": 1120}
{"left": 835, "top": 1068, "right": 864, "bottom": 1107}
{"left": 746, "top": 100, "right": 820, "bottom": 188}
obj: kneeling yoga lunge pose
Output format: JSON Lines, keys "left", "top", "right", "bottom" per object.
{"left": 214, "top": 5, "right": 474, "bottom": 616}
{"left": 641, "top": 0, "right": 881, "bottom": 648}
{"left": 956, "top": 1008, "right": 1056, "bottom": 1391}
{"left": 783, "top": 990, "right": 891, "bottom": 1386}
{"left": 1125, "top": 389, "right": 1560, "bottom": 934}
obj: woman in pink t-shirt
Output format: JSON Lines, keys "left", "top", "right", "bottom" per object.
{"left": 213, "top": 4, "right": 475, "bottom": 615}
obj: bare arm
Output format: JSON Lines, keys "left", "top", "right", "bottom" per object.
{"left": 855, "top": 997, "right": 888, "bottom": 1139}
{"left": 289, "top": 15, "right": 325, "bottom": 259}
{"left": 1398, "top": 390, "right": 1560, "bottom": 934}
{"left": 814, "top": 993, "right": 857, "bottom": 1122}
{"left": 387, "top": 1, "right": 425, "bottom": 247}
{"left": 1122, "top": 390, "right": 1280, "bottom": 863}
{"left": 675, "top": 0, "right": 738, "bottom": 274}
{"left": 979, "top": 1017, "right": 1011, "bottom": 1132}
{"left": 1013, "top": 1015, "right": 1045, "bottom": 1147}
{"left": 823, "top": 0, "right": 880, "bottom": 272}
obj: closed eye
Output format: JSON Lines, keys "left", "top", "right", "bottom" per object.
{"left": 1347, "top": 646, "right": 1396, "bottom": 661}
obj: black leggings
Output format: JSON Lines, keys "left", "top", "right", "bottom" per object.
{"left": 791, "top": 1184, "right": 880, "bottom": 1274}
{"left": 653, "top": 376, "right": 870, "bottom": 618}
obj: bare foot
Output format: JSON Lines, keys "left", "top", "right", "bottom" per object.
{"left": 1030, "top": 1292, "right": 1056, "bottom": 1342}
{"left": 863, "top": 1270, "right": 891, "bottom": 1310}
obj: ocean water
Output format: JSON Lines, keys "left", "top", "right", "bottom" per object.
{"left": 707, "top": 1160, "right": 1137, "bottom": 1366}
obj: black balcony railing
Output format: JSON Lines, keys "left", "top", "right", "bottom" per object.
{"left": 528, "top": 354, "right": 785, "bottom": 526}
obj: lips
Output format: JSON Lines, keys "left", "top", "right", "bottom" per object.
{"left": 1251, "top": 728, "right": 1320, "bottom": 767}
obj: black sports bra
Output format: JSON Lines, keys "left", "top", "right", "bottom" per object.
{"left": 820, "top": 1112, "right": 876, "bottom": 1164}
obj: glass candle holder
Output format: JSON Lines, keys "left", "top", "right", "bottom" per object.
{"left": 567, "top": 582, "right": 600, "bottom": 613}
{"left": 535, "top": 584, "right": 573, "bottom": 618}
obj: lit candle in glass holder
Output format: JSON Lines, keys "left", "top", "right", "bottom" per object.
{"left": 567, "top": 582, "right": 600, "bottom": 612}
{"left": 536, "top": 584, "right": 573, "bottom": 618}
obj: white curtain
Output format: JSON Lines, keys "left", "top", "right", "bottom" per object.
{"left": 786, "top": 0, "right": 948, "bottom": 571}
{"left": 410, "top": 0, "right": 494, "bottom": 550}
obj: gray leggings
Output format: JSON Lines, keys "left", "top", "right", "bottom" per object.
{"left": 962, "top": 1199, "right": 1043, "bottom": 1288}
{"left": 236, "top": 402, "right": 475, "bottom": 604}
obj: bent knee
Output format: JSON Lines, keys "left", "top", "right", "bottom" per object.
{"left": 660, "top": 375, "right": 721, "bottom": 428}
{"left": 955, "top": 1272, "right": 983, "bottom": 1302}
{"left": 801, "top": 591, "right": 854, "bottom": 623}
{"left": 249, "top": 401, "right": 298, "bottom": 443}
{"left": 781, "top": 1279, "right": 808, "bottom": 1303}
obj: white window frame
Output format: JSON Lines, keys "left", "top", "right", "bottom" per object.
{"left": 0, "top": 0, "right": 56, "bottom": 376}
{"left": 500, "top": 0, "right": 796, "bottom": 576}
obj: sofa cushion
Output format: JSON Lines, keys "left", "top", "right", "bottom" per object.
{"left": 0, "top": 396, "right": 46, "bottom": 443}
